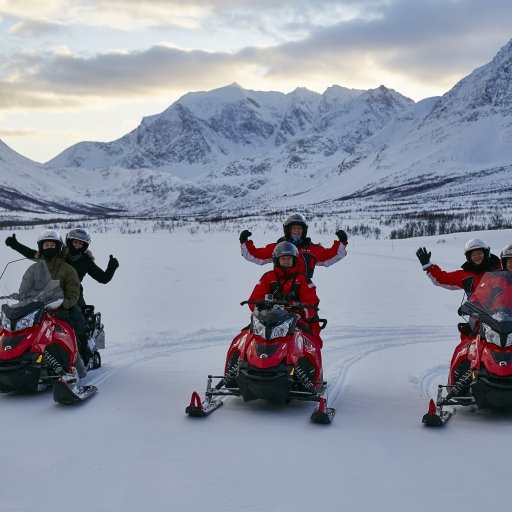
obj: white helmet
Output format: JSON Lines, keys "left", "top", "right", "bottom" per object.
{"left": 464, "top": 238, "right": 490, "bottom": 262}
{"left": 500, "top": 244, "right": 512, "bottom": 266}
{"left": 37, "top": 229, "right": 63, "bottom": 244}
{"left": 37, "top": 229, "right": 63, "bottom": 251}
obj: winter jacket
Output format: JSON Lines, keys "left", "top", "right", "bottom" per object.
{"left": 241, "top": 236, "right": 346, "bottom": 279}
{"left": 248, "top": 265, "right": 319, "bottom": 321}
{"left": 422, "top": 253, "right": 502, "bottom": 294}
{"left": 20, "top": 257, "right": 80, "bottom": 310}
{"left": 467, "top": 270, "right": 512, "bottom": 311}
{"left": 8, "top": 238, "right": 117, "bottom": 303}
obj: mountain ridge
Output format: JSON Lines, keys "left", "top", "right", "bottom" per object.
{"left": 1, "top": 39, "right": 512, "bottom": 233}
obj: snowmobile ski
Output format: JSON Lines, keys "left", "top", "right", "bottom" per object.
{"left": 422, "top": 398, "right": 454, "bottom": 427}
{"left": 185, "top": 390, "right": 223, "bottom": 417}
{"left": 53, "top": 378, "right": 97, "bottom": 405}
{"left": 310, "top": 397, "right": 335, "bottom": 424}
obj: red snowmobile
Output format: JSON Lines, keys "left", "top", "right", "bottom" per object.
{"left": 186, "top": 296, "right": 335, "bottom": 424}
{"left": 423, "top": 271, "right": 512, "bottom": 426}
{"left": 0, "top": 260, "right": 97, "bottom": 404}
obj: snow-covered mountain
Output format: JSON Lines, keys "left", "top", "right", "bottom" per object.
{"left": 295, "top": 39, "right": 512, "bottom": 232}
{"left": 0, "top": 140, "right": 117, "bottom": 218}
{"left": 322, "top": 40, "right": 512, "bottom": 199}
{"left": 2, "top": 39, "right": 512, "bottom": 230}
{"left": 47, "top": 83, "right": 410, "bottom": 178}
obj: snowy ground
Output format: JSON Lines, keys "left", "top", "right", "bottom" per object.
{"left": 1, "top": 225, "right": 512, "bottom": 512}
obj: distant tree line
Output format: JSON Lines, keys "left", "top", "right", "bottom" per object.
{"left": 389, "top": 211, "right": 511, "bottom": 239}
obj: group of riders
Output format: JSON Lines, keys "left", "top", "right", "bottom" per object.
{"left": 4, "top": 229, "right": 119, "bottom": 368}
{"left": 5, "top": 214, "right": 512, "bottom": 391}
{"left": 3, "top": 213, "right": 347, "bottom": 367}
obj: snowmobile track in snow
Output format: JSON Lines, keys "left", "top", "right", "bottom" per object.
{"left": 322, "top": 326, "right": 453, "bottom": 407}
{"left": 82, "top": 329, "right": 232, "bottom": 388}
{"left": 82, "top": 326, "right": 453, "bottom": 412}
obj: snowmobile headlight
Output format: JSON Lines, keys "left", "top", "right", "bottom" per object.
{"left": 483, "top": 325, "right": 512, "bottom": 347}
{"left": 270, "top": 317, "right": 294, "bottom": 340}
{"left": 484, "top": 326, "right": 500, "bottom": 346}
{"left": 252, "top": 316, "right": 295, "bottom": 340}
{"left": 13, "top": 310, "right": 39, "bottom": 332}
{"left": 252, "top": 317, "right": 266, "bottom": 338}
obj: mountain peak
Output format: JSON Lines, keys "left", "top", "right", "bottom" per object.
{"left": 428, "top": 38, "right": 512, "bottom": 121}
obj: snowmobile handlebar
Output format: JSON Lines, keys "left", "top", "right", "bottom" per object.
{"left": 240, "top": 299, "right": 319, "bottom": 311}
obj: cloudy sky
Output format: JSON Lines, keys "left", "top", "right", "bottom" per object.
{"left": 1, "top": 0, "right": 511, "bottom": 163}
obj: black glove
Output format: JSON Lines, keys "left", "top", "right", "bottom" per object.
{"left": 239, "top": 230, "right": 252, "bottom": 244}
{"left": 108, "top": 255, "right": 119, "bottom": 270}
{"left": 5, "top": 233, "right": 17, "bottom": 247}
{"left": 416, "top": 247, "right": 431, "bottom": 266}
{"left": 335, "top": 229, "right": 348, "bottom": 244}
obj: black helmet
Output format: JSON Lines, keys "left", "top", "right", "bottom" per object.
{"left": 500, "top": 244, "right": 512, "bottom": 268}
{"left": 66, "top": 228, "right": 91, "bottom": 252}
{"left": 283, "top": 213, "right": 308, "bottom": 238}
{"left": 272, "top": 241, "right": 298, "bottom": 268}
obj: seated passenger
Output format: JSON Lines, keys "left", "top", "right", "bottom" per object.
{"left": 248, "top": 241, "right": 322, "bottom": 343}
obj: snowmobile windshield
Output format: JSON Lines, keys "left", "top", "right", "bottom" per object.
{"left": 0, "top": 261, "right": 63, "bottom": 332}
{"left": 461, "top": 271, "right": 512, "bottom": 335}
{"left": 254, "top": 305, "right": 295, "bottom": 327}
{"left": 15, "top": 260, "right": 64, "bottom": 309}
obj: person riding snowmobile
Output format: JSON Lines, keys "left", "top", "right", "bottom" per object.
{"left": 416, "top": 238, "right": 501, "bottom": 392}
{"left": 5, "top": 228, "right": 118, "bottom": 365}
{"left": 416, "top": 238, "right": 501, "bottom": 294}
{"left": 500, "top": 243, "right": 512, "bottom": 272}
{"left": 239, "top": 213, "right": 348, "bottom": 280}
{"left": 248, "top": 241, "right": 323, "bottom": 344}
{"left": 20, "top": 230, "right": 84, "bottom": 375}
